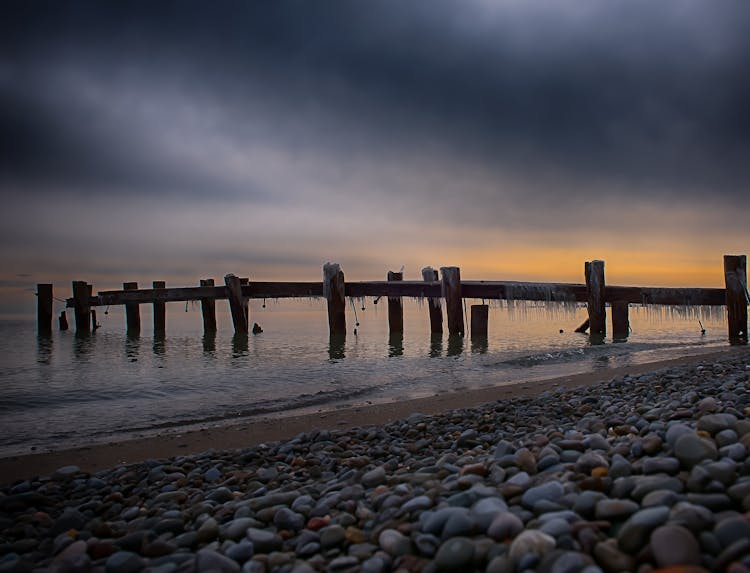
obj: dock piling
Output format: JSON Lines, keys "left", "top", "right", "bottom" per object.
{"left": 323, "top": 263, "right": 346, "bottom": 336}
{"left": 200, "top": 279, "right": 217, "bottom": 334}
{"left": 422, "top": 267, "right": 443, "bottom": 334}
{"left": 441, "top": 266, "right": 464, "bottom": 336}
{"left": 225, "top": 274, "right": 249, "bottom": 334}
{"left": 585, "top": 260, "right": 606, "bottom": 336}
{"left": 724, "top": 254, "right": 748, "bottom": 342}
{"left": 37, "top": 283, "right": 53, "bottom": 335}
{"left": 612, "top": 302, "right": 629, "bottom": 340}
{"left": 72, "top": 281, "right": 91, "bottom": 335}
{"left": 387, "top": 270, "right": 404, "bottom": 334}
{"left": 153, "top": 281, "right": 166, "bottom": 335}
{"left": 123, "top": 282, "right": 141, "bottom": 336}
{"left": 470, "top": 304, "right": 489, "bottom": 338}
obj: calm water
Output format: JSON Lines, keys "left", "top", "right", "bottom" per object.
{"left": 0, "top": 299, "right": 730, "bottom": 456}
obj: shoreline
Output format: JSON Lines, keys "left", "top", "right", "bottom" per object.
{"left": 2, "top": 345, "right": 747, "bottom": 485}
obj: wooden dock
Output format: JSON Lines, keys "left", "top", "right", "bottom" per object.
{"left": 35, "top": 255, "right": 748, "bottom": 344}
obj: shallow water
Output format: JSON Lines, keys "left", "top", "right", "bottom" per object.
{"left": 0, "top": 298, "right": 730, "bottom": 456}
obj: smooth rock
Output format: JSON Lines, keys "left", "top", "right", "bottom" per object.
{"left": 651, "top": 525, "right": 702, "bottom": 566}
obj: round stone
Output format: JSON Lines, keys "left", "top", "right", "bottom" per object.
{"left": 508, "top": 530, "right": 555, "bottom": 562}
{"left": 651, "top": 525, "right": 701, "bottom": 566}
{"left": 378, "top": 529, "right": 411, "bottom": 557}
{"left": 674, "top": 433, "right": 718, "bottom": 468}
{"left": 434, "top": 537, "right": 475, "bottom": 571}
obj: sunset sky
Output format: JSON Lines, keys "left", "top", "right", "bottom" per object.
{"left": 1, "top": 1, "right": 749, "bottom": 316}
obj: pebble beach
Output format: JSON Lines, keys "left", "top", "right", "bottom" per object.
{"left": 2, "top": 350, "right": 750, "bottom": 573}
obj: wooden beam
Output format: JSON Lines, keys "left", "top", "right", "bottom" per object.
{"left": 67, "top": 280, "right": 728, "bottom": 308}
{"left": 153, "top": 281, "right": 166, "bottom": 336}
{"left": 724, "top": 255, "right": 748, "bottom": 342}
{"left": 324, "top": 263, "right": 346, "bottom": 336}
{"left": 612, "top": 302, "right": 629, "bottom": 340}
{"left": 225, "top": 274, "right": 248, "bottom": 334}
{"left": 199, "top": 279, "right": 217, "bottom": 334}
{"left": 387, "top": 271, "right": 404, "bottom": 334}
{"left": 124, "top": 282, "right": 140, "bottom": 336}
{"left": 470, "top": 304, "right": 489, "bottom": 338}
{"left": 37, "top": 284, "right": 53, "bottom": 335}
{"left": 441, "top": 266, "right": 464, "bottom": 336}
{"left": 72, "top": 281, "right": 91, "bottom": 335}
{"left": 585, "top": 261, "right": 606, "bottom": 336}
{"left": 422, "top": 267, "right": 443, "bottom": 334}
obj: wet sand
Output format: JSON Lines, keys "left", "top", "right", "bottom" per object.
{"left": 1, "top": 345, "right": 747, "bottom": 485}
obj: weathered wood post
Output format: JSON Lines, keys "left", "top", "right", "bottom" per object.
{"left": 59, "top": 311, "right": 69, "bottom": 331}
{"left": 37, "top": 283, "right": 53, "bottom": 335}
{"left": 123, "top": 282, "right": 141, "bottom": 336}
{"left": 585, "top": 260, "right": 606, "bottom": 336}
{"left": 387, "top": 270, "right": 404, "bottom": 334}
{"left": 91, "top": 309, "right": 99, "bottom": 331}
{"left": 153, "top": 281, "right": 166, "bottom": 336}
{"left": 200, "top": 278, "right": 217, "bottom": 333}
{"left": 612, "top": 302, "right": 629, "bottom": 340}
{"left": 422, "top": 267, "right": 443, "bottom": 334}
{"left": 72, "top": 281, "right": 91, "bottom": 335}
{"left": 441, "top": 266, "right": 464, "bottom": 335}
{"left": 724, "top": 254, "right": 748, "bottom": 342}
{"left": 323, "top": 262, "right": 346, "bottom": 336}
{"left": 240, "top": 278, "right": 250, "bottom": 328}
{"left": 471, "top": 304, "right": 489, "bottom": 338}
{"left": 225, "top": 274, "right": 249, "bottom": 334}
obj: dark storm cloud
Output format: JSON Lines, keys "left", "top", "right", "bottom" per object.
{"left": 2, "top": 0, "right": 749, "bottom": 209}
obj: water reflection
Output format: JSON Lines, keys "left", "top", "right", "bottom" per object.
{"left": 202, "top": 332, "right": 217, "bottom": 354}
{"left": 447, "top": 334, "right": 463, "bottom": 357}
{"left": 73, "top": 332, "right": 95, "bottom": 361}
{"left": 232, "top": 333, "right": 249, "bottom": 357}
{"left": 152, "top": 334, "right": 166, "bottom": 357}
{"left": 388, "top": 333, "right": 404, "bottom": 357}
{"left": 328, "top": 334, "right": 346, "bottom": 361}
{"left": 125, "top": 334, "right": 140, "bottom": 363}
{"left": 36, "top": 334, "right": 52, "bottom": 365}
{"left": 471, "top": 336, "right": 488, "bottom": 354}
{"left": 429, "top": 334, "right": 442, "bottom": 358}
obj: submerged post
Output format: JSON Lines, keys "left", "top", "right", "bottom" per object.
{"left": 37, "top": 283, "right": 53, "bottom": 335}
{"left": 123, "top": 282, "right": 141, "bottom": 336}
{"left": 153, "top": 280, "right": 166, "bottom": 336}
{"left": 470, "top": 304, "right": 489, "bottom": 338}
{"left": 225, "top": 274, "right": 249, "bottom": 334}
{"left": 59, "top": 311, "right": 69, "bottom": 331}
{"left": 200, "top": 278, "right": 217, "bottom": 334}
{"left": 72, "top": 281, "right": 90, "bottom": 335}
{"left": 724, "top": 255, "right": 748, "bottom": 342}
{"left": 387, "top": 270, "right": 404, "bottom": 334}
{"left": 441, "top": 266, "right": 464, "bottom": 336}
{"left": 324, "top": 262, "right": 346, "bottom": 336}
{"left": 422, "top": 267, "right": 443, "bottom": 334}
{"left": 612, "top": 302, "right": 629, "bottom": 340}
{"left": 585, "top": 260, "right": 606, "bottom": 336}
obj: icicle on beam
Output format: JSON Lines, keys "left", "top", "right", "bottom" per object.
{"left": 124, "top": 282, "right": 141, "bottom": 336}
{"left": 441, "top": 266, "right": 464, "bottom": 335}
{"left": 72, "top": 281, "right": 91, "bottom": 335}
{"left": 323, "top": 262, "right": 346, "bottom": 336}
{"left": 225, "top": 274, "right": 248, "bottom": 335}
{"left": 422, "top": 267, "right": 443, "bottom": 334}
{"left": 585, "top": 260, "right": 606, "bottom": 335}
{"left": 200, "top": 278, "right": 217, "bottom": 334}
{"left": 387, "top": 270, "right": 404, "bottom": 334}
{"left": 153, "top": 281, "right": 166, "bottom": 336}
{"left": 612, "top": 302, "right": 629, "bottom": 340}
{"left": 724, "top": 254, "right": 748, "bottom": 342}
{"left": 471, "top": 304, "right": 489, "bottom": 338}
{"left": 37, "top": 283, "right": 53, "bottom": 335}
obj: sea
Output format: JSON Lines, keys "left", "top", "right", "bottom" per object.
{"left": 0, "top": 298, "right": 731, "bottom": 457}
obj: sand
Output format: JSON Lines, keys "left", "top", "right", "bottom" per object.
{"left": 1, "top": 345, "right": 747, "bottom": 485}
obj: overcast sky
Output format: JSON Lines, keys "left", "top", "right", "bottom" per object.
{"left": 2, "top": 1, "right": 749, "bottom": 315}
